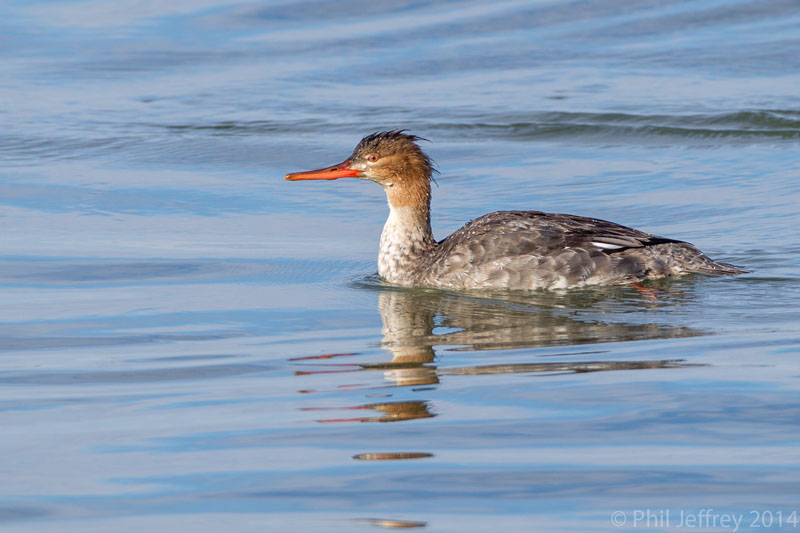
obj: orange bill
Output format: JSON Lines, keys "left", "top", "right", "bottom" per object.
{"left": 284, "top": 160, "right": 362, "bottom": 181}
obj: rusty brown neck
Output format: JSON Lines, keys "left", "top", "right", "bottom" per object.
{"left": 377, "top": 176, "right": 436, "bottom": 285}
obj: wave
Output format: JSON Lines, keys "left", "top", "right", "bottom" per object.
{"left": 154, "top": 109, "right": 800, "bottom": 144}
{"left": 3, "top": 109, "right": 798, "bottom": 166}
{"left": 423, "top": 109, "right": 800, "bottom": 142}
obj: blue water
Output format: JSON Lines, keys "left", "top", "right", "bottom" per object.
{"left": 2, "top": 1, "right": 800, "bottom": 531}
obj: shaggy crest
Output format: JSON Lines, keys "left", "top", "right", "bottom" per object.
{"left": 351, "top": 130, "right": 438, "bottom": 184}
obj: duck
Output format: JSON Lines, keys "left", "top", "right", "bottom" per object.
{"left": 284, "top": 130, "right": 746, "bottom": 290}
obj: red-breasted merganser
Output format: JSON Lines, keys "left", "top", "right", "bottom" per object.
{"left": 285, "top": 131, "right": 746, "bottom": 290}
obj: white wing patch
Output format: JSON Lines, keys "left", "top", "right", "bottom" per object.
{"left": 591, "top": 241, "right": 625, "bottom": 250}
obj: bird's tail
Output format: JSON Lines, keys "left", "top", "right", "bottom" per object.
{"left": 692, "top": 259, "right": 750, "bottom": 275}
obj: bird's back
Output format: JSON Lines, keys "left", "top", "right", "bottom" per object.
{"left": 417, "top": 210, "right": 743, "bottom": 290}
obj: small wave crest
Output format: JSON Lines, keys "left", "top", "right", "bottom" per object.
{"left": 427, "top": 109, "right": 800, "bottom": 143}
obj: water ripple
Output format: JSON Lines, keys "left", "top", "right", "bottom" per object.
{"left": 4, "top": 109, "right": 798, "bottom": 166}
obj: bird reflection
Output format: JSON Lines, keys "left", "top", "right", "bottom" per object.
{"left": 302, "top": 400, "right": 435, "bottom": 423}
{"left": 293, "top": 282, "right": 704, "bottom": 422}
{"left": 377, "top": 283, "right": 703, "bottom": 353}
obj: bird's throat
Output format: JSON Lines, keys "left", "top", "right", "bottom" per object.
{"left": 378, "top": 204, "right": 435, "bottom": 285}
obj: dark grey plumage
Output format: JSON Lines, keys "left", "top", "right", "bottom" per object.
{"left": 409, "top": 211, "right": 746, "bottom": 290}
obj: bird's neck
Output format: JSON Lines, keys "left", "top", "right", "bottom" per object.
{"left": 378, "top": 183, "right": 435, "bottom": 285}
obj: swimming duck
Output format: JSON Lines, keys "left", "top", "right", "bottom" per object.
{"left": 285, "top": 131, "right": 745, "bottom": 290}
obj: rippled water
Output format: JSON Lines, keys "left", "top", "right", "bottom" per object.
{"left": 2, "top": 1, "right": 800, "bottom": 531}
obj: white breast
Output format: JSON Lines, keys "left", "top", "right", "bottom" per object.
{"left": 378, "top": 205, "right": 432, "bottom": 284}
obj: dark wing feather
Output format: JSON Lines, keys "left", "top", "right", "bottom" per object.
{"left": 546, "top": 212, "right": 685, "bottom": 250}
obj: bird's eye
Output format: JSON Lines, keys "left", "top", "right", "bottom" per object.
{"left": 367, "top": 154, "right": 379, "bottom": 163}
